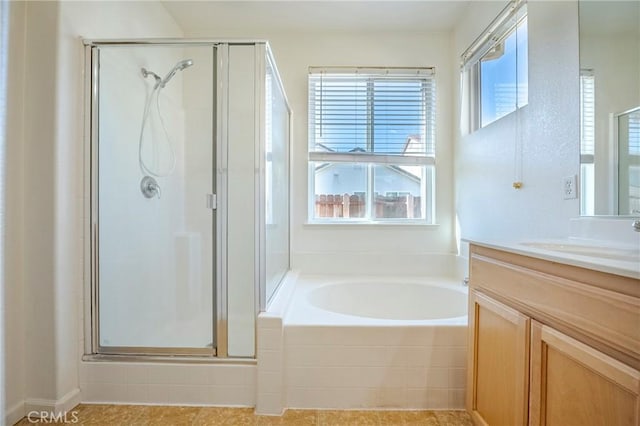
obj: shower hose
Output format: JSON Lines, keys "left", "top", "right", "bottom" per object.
{"left": 138, "top": 83, "right": 176, "bottom": 177}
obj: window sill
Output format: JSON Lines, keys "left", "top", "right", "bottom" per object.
{"left": 304, "top": 221, "right": 439, "bottom": 227}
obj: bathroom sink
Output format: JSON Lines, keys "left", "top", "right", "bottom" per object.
{"left": 520, "top": 241, "right": 640, "bottom": 262}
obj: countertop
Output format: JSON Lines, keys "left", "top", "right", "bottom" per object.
{"left": 465, "top": 238, "right": 640, "bottom": 280}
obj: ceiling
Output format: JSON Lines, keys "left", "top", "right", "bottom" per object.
{"left": 161, "top": 1, "right": 473, "bottom": 34}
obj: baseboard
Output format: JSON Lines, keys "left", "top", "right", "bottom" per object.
{"left": 6, "top": 400, "right": 25, "bottom": 426}
{"left": 24, "top": 388, "right": 82, "bottom": 418}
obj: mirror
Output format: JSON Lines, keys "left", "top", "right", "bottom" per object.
{"left": 579, "top": 1, "right": 640, "bottom": 216}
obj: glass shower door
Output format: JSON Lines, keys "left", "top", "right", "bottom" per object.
{"left": 94, "top": 45, "right": 215, "bottom": 354}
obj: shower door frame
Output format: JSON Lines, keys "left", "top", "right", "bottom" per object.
{"left": 83, "top": 40, "right": 229, "bottom": 358}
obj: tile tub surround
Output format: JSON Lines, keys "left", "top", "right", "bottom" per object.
{"left": 284, "top": 327, "right": 467, "bottom": 410}
{"left": 13, "top": 404, "right": 474, "bottom": 425}
{"left": 271, "top": 275, "right": 468, "bottom": 411}
{"left": 256, "top": 272, "right": 298, "bottom": 415}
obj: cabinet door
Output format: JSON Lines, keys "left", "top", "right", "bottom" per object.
{"left": 529, "top": 321, "right": 640, "bottom": 426}
{"left": 467, "top": 291, "right": 530, "bottom": 426}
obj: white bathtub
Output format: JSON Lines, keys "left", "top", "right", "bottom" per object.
{"left": 277, "top": 275, "right": 469, "bottom": 410}
{"left": 307, "top": 280, "right": 468, "bottom": 321}
{"left": 285, "top": 276, "right": 468, "bottom": 326}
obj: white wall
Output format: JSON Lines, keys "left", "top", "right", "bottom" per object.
{"left": 22, "top": 0, "right": 61, "bottom": 410}
{"left": 454, "top": 1, "right": 580, "bottom": 244}
{"left": 185, "top": 27, "right": 457, "bottom": 274}
{"left": 4, "top": 1, "right": 26, "bottom": 424}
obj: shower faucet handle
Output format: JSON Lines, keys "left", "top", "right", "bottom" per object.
{"left": 141, "top": 176, "right": 161, "bottom": 199}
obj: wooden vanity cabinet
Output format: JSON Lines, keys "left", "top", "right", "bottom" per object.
{"left": 467, "top": 291, "right": 530, "bottom": 426}
{"left": 467, "top": 244, "right": 640, "bottom": 426}
{"left": 529, "top": 321, "right": 640, "bottom": 426}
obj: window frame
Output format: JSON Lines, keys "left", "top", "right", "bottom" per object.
{"left": 307, "top": 67, "right": 436, "bottom": 225}
{"left": 461, "top": 0, "right": 528, "bottom": 132}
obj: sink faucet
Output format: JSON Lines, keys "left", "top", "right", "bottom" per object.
{"left": 633, "top": 220, "right": 640, "bottom": 232}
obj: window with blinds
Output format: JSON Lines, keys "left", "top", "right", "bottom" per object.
{"left": 580, "top": 71, "right": 595, "bottom": 161}
{"left": 579, "top": 70, "right": 595, "bottom": 215}
{"left": 308, "top": 68, "right": 436, "bottom": 163}
{"left": 307, "top": 67, "right": 436, "bottom": 223}
{"left": 628, "top": 109, "right": 640, "bottom": 156}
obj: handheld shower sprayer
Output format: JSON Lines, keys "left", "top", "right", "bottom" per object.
{"left": 141, "top": 59, "right": 193, "bottom": 89}
{"left": 138, "top": 58, "right": 194, "bottom": 180}
{"left": 160, "top": 59, "right": 194, "bottom": 88}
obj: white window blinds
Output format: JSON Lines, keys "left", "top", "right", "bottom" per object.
{"left": 629, "top": 109, "right": 640, "bottom": 156}
{"left": 308, "top": 68, "right": 435, "bottom": 165}
{"left": 580, "top": 70, "right": 595, "bottom": 161}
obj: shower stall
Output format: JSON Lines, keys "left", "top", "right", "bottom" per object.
{"left": 83, "top": 40, "right": 290, "bottom": 358}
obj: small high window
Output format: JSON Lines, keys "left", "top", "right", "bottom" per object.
{"left": 462, "top": 0, "right": 528, "bottom": 131}
{"left": 308, "top": 68, "right": 436, "bottom": 223}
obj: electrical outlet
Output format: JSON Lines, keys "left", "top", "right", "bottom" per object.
{"left": 563, "top": 175, "right": 578, "bottom": 200}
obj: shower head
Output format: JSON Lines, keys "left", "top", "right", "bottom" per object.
{"left": 160, "top": 59, "right": 194, "bottom": 88}
{"left": 176, "top": 59, "right": 194, "bottom": 70}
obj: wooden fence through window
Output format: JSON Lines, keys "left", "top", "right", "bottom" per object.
{"left": 315, "top": 193, "right": 421, "bottom": 219}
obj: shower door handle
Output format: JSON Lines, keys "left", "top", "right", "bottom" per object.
{"left": 206, "top": 194, "right": 217, "bottom": 210}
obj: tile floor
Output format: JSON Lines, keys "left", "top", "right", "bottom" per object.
{"left": 15, "top": 405, "right": 474, "bottom": 425}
